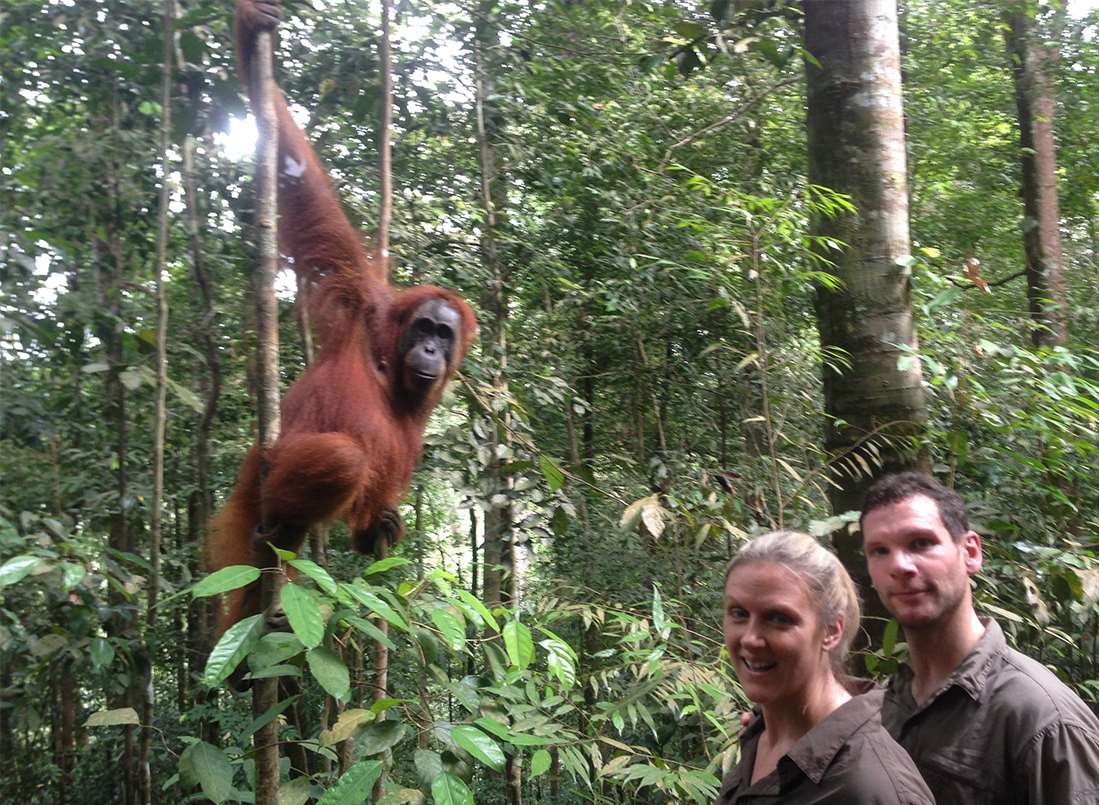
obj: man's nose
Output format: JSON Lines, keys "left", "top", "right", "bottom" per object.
{"left": 889, "top": 551, "right": 917, "bottom": 576}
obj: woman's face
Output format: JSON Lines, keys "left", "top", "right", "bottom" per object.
{"left": 723, "top": 562, "right": 841, "bottom": 708}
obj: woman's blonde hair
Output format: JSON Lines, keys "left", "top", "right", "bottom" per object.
{"left": 724, "top": 529, "right": 860, "bottom": 672}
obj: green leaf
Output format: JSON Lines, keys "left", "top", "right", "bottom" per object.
{"left": 281, "top": 582, "right": 324, "bottom": 648}
{"left": 316, "top": 759, "right": 383, "bottom": 805}
{"left": 342, "top": 583, "right": 409, "bottom": 631}
{"left": 307, "top": 646, "right": 351, "bottom": 701}
{"left": 288, "top": 559, "right": 338, "bottom": 595}
{"left": 245, "top": 695, "right": 298, "bottom": 736}
{"left": 0, "top": 555, "right": 42, "bottom": 587}
{"left": 248, "top": 631, "right": 304, "bottom": 671}
{"left": 452, "top": 725, "right": 506, "bottom": 772}
{"left": 455, "top": 588, "right": 499, "bottom": 632}
{"left": 60, "top": 562, "right": 86, "bottom": 591}
{"left": 90, "top": 637, "right": 115, "bottom": 671}
{"left": 531, "top": 749, "right": 551, "bottom": 777}
{"left": 343, "top": 614, "right": 397, "bottom": 650}
{"left": 85, "top": 707, "right": 140, "bottom": 727}
{"left": 651, "top": 584, "right": 667, "bottom": 636}
{"left": 202, "top": 614, "right": 264, "bottom": 687}
{"left": 431, "top": 607, "right": 466, "bottom": 652}
{"left": 882, "top": 619, "right": 899, "bottom": 656}
{"left": 193, "top": 565, "right": 261, "bottom": 598}
{"left": 431, "top": 772, "right": 474, "bottom": 805}
{"left": 179, "top": 741, "right": 234, "bottom": 804}
{"left": 542, "top": 638, "right": 577, "bottom": 691}
{"left": 474, "top": 717, "right": 510, "bottom": 740}
{"left": 539, "top": 454, "right": 565, "bottom": 492}
{"left": 371, "top": 696, "right": 403, "bottom": 715}
{"left": 359, "top": 720, "right": 409, "bottom": 756}
{"left": 503, "top": 619, "right": 535, "bottom": 671}
{"left": 414, "top": 748, "right": 444, "bottom": 786}
{"left": 363, "top": 556, "right": 411, "bottom": 576}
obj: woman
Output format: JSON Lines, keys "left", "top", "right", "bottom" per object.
{"left": 714, "top": 530, "right": 932, "bottom": 805}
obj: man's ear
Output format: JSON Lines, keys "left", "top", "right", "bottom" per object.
{"left": 961, "top": 530, "right": 983, "bottom": 576}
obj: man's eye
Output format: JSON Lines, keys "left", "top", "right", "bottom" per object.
{"left": 728, "top": 607, "right": 747, "bottom": 620}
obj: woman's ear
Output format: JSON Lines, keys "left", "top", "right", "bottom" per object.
{"left": 821, "top": 615, "right": 844, "bottom": 652}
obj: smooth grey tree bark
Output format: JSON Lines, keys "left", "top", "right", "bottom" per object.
{"left": 804, "top": 0, "right": 929, "bottom": 585}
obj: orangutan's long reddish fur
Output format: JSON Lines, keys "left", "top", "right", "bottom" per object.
{"left": 205, "top": 0, "right": 476, "bottom": 638}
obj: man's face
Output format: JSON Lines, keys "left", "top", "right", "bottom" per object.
{"left": 862, "top": 494, "right": 982, "bottom": 630}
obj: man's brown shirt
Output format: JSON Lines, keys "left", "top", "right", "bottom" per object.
{"left": 882, "top": 618, "right": 1099, "bottom": 804}
{"left": 714, "top": 690, "right": 932, "bottom": 804}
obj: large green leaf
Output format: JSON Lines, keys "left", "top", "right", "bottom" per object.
{"left": 531, "top": 749, "right": 552, "bottom": 777}
{"left": 281, "top": 582, "right": 324, "bottom": 648}
{"left": 431, "top": 772, "right": 474, "bottom": 805}
{"left": 287, "top": 558, "right": 338, "bottom": 595}
{"left": 363, "top": 556, "right": 411, "bottom": 576}
{"left": 431, "top": 607, "right": 466, "bottom": 652}
{"left": 343, "top": 614, "right": 397, "bottom": 650}
{"left": 202, "top": 614, "right": 263, "bottom": 687}
{"left": 452, "top": 724, "right": 506, "bottom": 772}
{"left": 192, "top": 565, "right": 260, "bottom": 598}
{"left": 414, "top": 748, "right": 443, "bottom": 786}
{"left": 539, "top": 454, "right": 565, "bottom": 492}
{"left": 360, "top": 720, "right": 409, "bottom": 756}
{"left": 307, "top": 646, "right": 351, "bottom": 701}
{"left": 342, "top": 583, "right": 409, "bottom": 631}
{"left": 248, "top": 631, "right": 304, "bottom": 671}
{"left": 503, "top": 619, "right": 534, "bottom": 671}
{"left": 0, "top": 555, "right": 42, "bottom": 587}
{"left": 541, "top": 637, "right": 577, "bottom": 691}
{"left": 455, "top": 588, "right": 499, "bottom": 632}
{"left": 179, "top": 741, "right": 234, "bottom": 804}
{"left": 316, "top": 759, "right": 383, "bottom": 805}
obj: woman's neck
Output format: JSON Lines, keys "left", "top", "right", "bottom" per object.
{"left": 759, "top": 673, "right": 851, "bottom": 746}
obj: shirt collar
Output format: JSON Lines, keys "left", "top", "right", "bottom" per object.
{"left": 893, "top": 617, "right": 1005, "bottom": 703}
{"left": 783, "top": 690, "right": 883, "bottom": 784}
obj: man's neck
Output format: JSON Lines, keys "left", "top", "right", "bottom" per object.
{"left": 904, "top": 605, "right": 985, "bottom": 704}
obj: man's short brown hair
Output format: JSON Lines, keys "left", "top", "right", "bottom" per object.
{"left": 860, "top": 472, "right": 969, "bottom": 541}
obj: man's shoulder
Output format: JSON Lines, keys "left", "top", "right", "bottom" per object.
{"left": 843, "top": 716, "right": 934, "bottom": 804}
{"left": 992, "top": 645, "right": 1099, "bottom": 731}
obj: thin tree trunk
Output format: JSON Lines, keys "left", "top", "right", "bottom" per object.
{"left": 377, "top": 0, "right": 394, "bottom": 257}
{"left": 804, "top": 0, "right": 928, "bottom": 610}
{"left": 97, "top": 80, "right": 138, "bottom": 805}
{"left": 140, "top": 1, "right": 174, "bottom": 797}
{"left": 55, "top": 658, "right": 76, "bottom": 804}
{"left": 372, "top": 0, "right": 395, "bottom": 796}
{"left": 1004, "top": 4, "right": 1066, "bottom": 346}
{"left": 249, "top": 23, "right": 282, "bottom": 805}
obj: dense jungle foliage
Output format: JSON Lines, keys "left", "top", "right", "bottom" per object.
{"left": 2, "top": 0, "right": 1098, "bottom": 802}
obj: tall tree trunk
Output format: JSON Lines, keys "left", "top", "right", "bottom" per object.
{"left": 473, "top": 7, "right": 520, "bottom": 802}
{"left": 803, "top": 0, "right": 929, "bottom": 599}
{"left": 372, "top": 1, "right": 396, "bottom": 797}
{"left": 376, "top": 0, "right": 394, "bottom": 258}
{"left": 249, "top": 22, "right": 282, "bottom": 805}
{"left": 182, "top": 124, "right": 223, "bottom": 746}
{"left": 97, "top": 80, "right": 138, "bottom": 805}
{"left": 139, "top": 2, "right": 175, "bottom": 797}
{"left": 1004, "top": 4, "right": 1066, "bottom": 346}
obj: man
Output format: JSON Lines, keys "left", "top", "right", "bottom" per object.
{"left": 860, "top": 472, "right": 1099, "bottom": 804}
